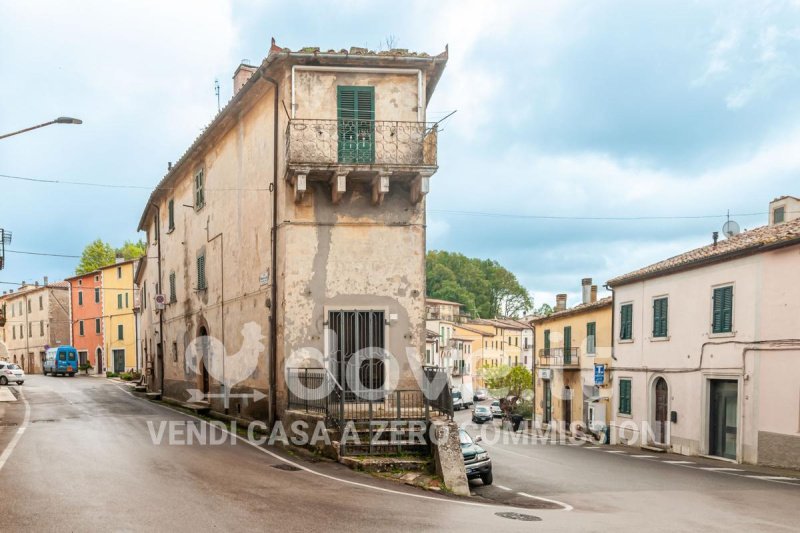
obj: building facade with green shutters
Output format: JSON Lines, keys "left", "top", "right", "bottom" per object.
{"left": 607, "top": 196, "right": 800, "bottom": 469}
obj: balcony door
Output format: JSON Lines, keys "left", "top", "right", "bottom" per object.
{"left": 337, "top": 86, "right": 375, "bottom": 164}
{"left": 563, "top": 326, "right": 572, "bottom": 364}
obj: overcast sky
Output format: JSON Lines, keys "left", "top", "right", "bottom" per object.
{"left": 2, "top": 1, "right": 799, "bottom": 308}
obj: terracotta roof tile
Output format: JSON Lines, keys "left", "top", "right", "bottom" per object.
{"left": 608, "top": 218, "right": 800, "bottom": 286}
{"left": 531, "top": 297, "right": 612, "bottom": 323}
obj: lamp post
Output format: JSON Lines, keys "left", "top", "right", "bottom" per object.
{"left": 0, "top": 117, "right": 83, "bottom": 140}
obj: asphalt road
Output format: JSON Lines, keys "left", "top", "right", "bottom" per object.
{"left": 1, "top": 377, "right": 798, "bottom": 532}
{"left": 455, "top": 400, "right": 800, "bottom": 531}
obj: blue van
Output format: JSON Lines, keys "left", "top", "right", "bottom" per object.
{"left": 43, "top": 346, "right": 79, "bottom": 377}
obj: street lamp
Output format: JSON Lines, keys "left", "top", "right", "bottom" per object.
{"left": 0, "top": 116, "right": 83, "bottom": 140}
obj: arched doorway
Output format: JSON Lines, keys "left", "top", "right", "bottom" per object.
{"left": 654, "top": 377, "right": 669, "bottom": 445}
{"left": 198, "top": 326, "right": 210, "bottom": 396}
{"left": 96, "top": 348, "right": 103, "bottom": 374}
{"left": 562, "top": 386, "right": 572, "bottom": 431}
{"left": 21, "top": 354, "right": 25, "bottom": 373}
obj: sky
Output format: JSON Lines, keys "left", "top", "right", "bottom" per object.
{"left": 1, "top": 0, "right": 800, "bottom": 309}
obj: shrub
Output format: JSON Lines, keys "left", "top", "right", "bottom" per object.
{"left": 119, "top": 372, "right": 133, "bottom": 381}
{"left": 106, "top": 371, "right": 119, "bottom": 378}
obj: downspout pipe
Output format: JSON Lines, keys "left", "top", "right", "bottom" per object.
{"left": 149, "top": 202, "right": 165, "bottom": 396}
{"left": 260, "top": 73, "right": 280, "bottom": 428}
{"left": 604, "top": 284, "right": 617, "bottom": 361}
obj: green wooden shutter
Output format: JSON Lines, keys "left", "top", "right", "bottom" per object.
{"left": 620, "top": 304, "right": 633, "bottom": 340}
{"left": 197, "top": 254, "right": 206, "bottom": 290}
{"left": 168, "top": 199, "right": 175, "bottom": 230}
{"left": 544, "top": 329, "right": 551, "bottom": 353}
{"left": 619, "top": 379, "right": 631, "bottom": 414}
{"left": 337, "top": 86, "right": 375, "bottom": 164}
{"left": 587, "top": 322, "right": 596, "bottom": 354}
{"left": 653, "top": 298, "right": 668, "bottom": 337}
{"left": 169, "top": 272, "right": 176, "bottom": 302}
{"left": 563, "top": 326, "right": 572, "bottom": 364}
{"left": 712, "top": 286, "right": 733, "bottom": 333}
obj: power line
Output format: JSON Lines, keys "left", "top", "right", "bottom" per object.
{"left": 427, "top": 209, "right": 770, "bottom": 221}
{"left": 0, "top": 173, "right": 269, "bottom": 191}
{"left": 6, "top": 249, "right": 80, "bottom": 258}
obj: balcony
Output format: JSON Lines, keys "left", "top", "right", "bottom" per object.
{"left": 285, "top": 119, "right": 438, "bottom": 205}
{"left": 538, "top": 348, "right": 580, "bottom": 369}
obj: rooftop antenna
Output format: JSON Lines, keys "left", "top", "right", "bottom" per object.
{"left": 214, "top": 78, "right": 220, "bottom": 112}
{"left": 722, "top": 210, "right": 740, "bottom": 239}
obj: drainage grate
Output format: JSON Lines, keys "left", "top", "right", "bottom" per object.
{"left": 495, "top": 512, "right": 542, "bottom": 522}
{"left": 31, "top": 419, "right": 58, "bottom": 423}
{"left": 270, "top": 464, "right": 301, "bottom": 471}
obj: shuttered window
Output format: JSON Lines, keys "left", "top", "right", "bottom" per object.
{"left": 712, "top": 286, "right": 733, "bottom": 333}
{"left": 652, "top": 297, "right": 668, "bottom": 338}
{"left": 197, "top": 254, "right": 207, "bottom": 290}
{"left": 544, "top": 329, "right": 551, "bottom": 353}
{"left": 619, "top": 379, "right": 632, "bottom": 414}
{"left": 586, "top": 322, "right": 596, "bottom": 354}
{"left": 337, "top": 86, "right": 375, "bottom": 164}
{"left": 78, "top": 291, "right": 83, "bottom": 306}
{"left": 620, "top": 303, "right": 633, "bottom": 340}
{"left": 194, "top": 168, "right": 205, "bottom": 210}
{"left": 118, "top": 324, "right": 124, "bottom": 340}
{"left": 773, "top": 206, "right": 785, "bottom": 224}
{"left": 168, "top": 199, "right": 175, "bottom": 231}
{"left": 79, "top": 320, "right": 84, "bottom": 336}
{"left": 117, "top": 293, "right": 123, "bottom": 309}
{"left": 169, "top": 272, "right": 176, "bottom": 303}
{"left": 95, "top": 318, "right": 101, "bottom": 334}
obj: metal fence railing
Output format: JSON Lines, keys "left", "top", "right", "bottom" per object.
{"left": 538, "top": 348, "right": 580, "bottom": 367}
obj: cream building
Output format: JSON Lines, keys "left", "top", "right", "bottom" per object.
{"left": 607, "top": 196, "right": 800, "bottom": 468}
{"left": 136, "top": 42, "right": 447, "bottom": 423}
{"left": 0, "top": 279, "right": 70, "bottom": 373}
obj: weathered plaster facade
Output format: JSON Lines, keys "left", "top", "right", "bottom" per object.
{"left": 136, "top": 43, "right": 447, "bottom": 422}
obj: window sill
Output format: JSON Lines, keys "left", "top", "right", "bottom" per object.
{"left": 650, "top": 336, "right": 670, "bottom": 342}
{"left": 709, "top": 331, "right": 736, "bottom": 339}
{"left": 618, "top": 339, "right": 634, "bottom": 344}
{"left": 617, "top": 412, "right": 633, "bottom": 419}
{"left": 585, "top": 352, "right": 597, "bottom": 357}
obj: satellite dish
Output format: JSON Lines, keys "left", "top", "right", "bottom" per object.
{"left": 722, "top": 220, "right": 740, "bottom": 238}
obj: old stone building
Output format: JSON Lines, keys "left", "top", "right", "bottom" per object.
{"left": 136, "top": 41, "right": 447, "bottom": 423}
{"left": 0, "top": 279, "right": 70, "bottom": 373}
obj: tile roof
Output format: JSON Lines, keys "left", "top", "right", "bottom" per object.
{"left": 425, "top": 297, "right": 463, "bottom": 306}
{"left": 531, "top": 297, "right": 613, "bottom": 323}
{"left": 608, "top": 218, "right": 800, "bottom": 286}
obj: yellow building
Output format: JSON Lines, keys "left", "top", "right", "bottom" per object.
{"left": 101, "top": 260, "right": 138, "bottom": 373}
{"left": 532, "top": 282, "right": 612, "bottom": 433}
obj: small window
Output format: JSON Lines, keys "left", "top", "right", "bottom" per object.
{"left": 39, "top": 320, "right": 43, "bottom": 336}
{"left": 168, "top": 199, "right": 175, "bottom": 231}
{"left": 39, "top": 295, "right": 43, "bottom": 310}
{"left": 95, "top": 275, "right": 100, "bottom": 282}
{"left": 79, "top": 320, "right": 85, "bottom": 336}
{"left": 773, "top": 206, "right": 785, "bottom": 224}
{"left": 544, "top": 329, "right": 551, "bottom": 352}
{"left": 118, "top": 324, "right": 124, "bottom": 340}
{"left": 194, "top": 168, "right": 205, "bottom": 209}
{"left": 172, "top": 342, "right": 178, "bottom": 362}
{"left": 117, "top": 266, "right": 122, "bottom": 279}
{"left": 652, "top": 297, "right": 668, "bottom": 338}
{"left": 95, "top": 288, "right": 100, "bottom": 303}
{"left": 197, "top": 254, "right": 207, "bottom": 290}
{"left": 117, "top": 293, "right": 123, "bottom": 309}
{"left": 620, "top": 303, "right": 633, "bottom": 340}
{"left": 619, "top": 378, "right": 632, "bottom": 414}
{"left": 28, "top": 321, "right": 32, "bottom": 337}
{"left": 125, "top": 292, "right": 129, "bottom": 308}
{"left": 153, "top": 214, "right": 159, "bottom": 243}
{"left": 586, "top": 322, "right": 596, "bottom": 354}
{"left": 169, "top": 272, "right": 176, "bottom": 303}
{"left": 95, "top": 318, "right": 101, "bottom": 334}
{"left": 27, "top": 299, "right": 31, "bottom": 313}
{"left": 12, "top": 327, "right": 15, "bottom": 340}
{"left": 78, "top": 291, "right": 83, "bottom": 306}
{"left": 712, "top": 286, "right": 734, "bottom": 334}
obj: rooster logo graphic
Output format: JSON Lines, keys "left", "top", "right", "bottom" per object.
{"left": 185, "top": 322, "right": 266, "bottom": 405}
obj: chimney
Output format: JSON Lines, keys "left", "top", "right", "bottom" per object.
{"left": 233, "top": 61, "right": 257, "bottom": 96}
{"left": 167, "top": 162, "right": 173, "bottom": 171}
{"left": 581, "top": 278, "right": 592, "bottom": 305}
{"left": 713, "top": 231, "right": 719, "bottom": 246}
{"left": 591, "top": 285, "right": 598, "bottom": 303}
{"left": 43, "top": 276, "right": 48, "bottom": 286}
{"left": 20, "top": 281, "right": 26, "bottom": 288}
{"left": 34, "top": 281, "right": 39, "bottom": 287}
{"left": 555, "top": 293, "right": 567, "bottom": 312}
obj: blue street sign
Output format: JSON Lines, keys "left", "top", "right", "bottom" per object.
{"left": 594, "top": 364, "right": 605, "bottom": 385}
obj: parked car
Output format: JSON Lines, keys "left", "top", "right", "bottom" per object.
{"left": 471, "top": 405, "right": 492, "bottom": 424}
{"left": 460, "top": 429, "right": 492, "bottom": 485}
{"left": 452, "top": 390, "right": 464, "bottom": 411}
{"left": 473, "top": 388, "right": 489, "bottom": 402}
{"left": 490, "top": 400, "right": 503, "bottom": 418}
{"left": 0, "top": 362, "right": 25, "bottom": 385}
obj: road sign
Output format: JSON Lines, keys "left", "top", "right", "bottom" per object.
{"left": 594, "top": 364, "right": 606, "bottom": 385}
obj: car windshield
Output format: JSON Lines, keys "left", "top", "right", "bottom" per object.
{"left": 68, "top": 352, "right": 76, "bottom": 360}
{"left": 58, "top": 353, "right": 66, "bottom": 361}
{"left": 452, "top": 391, "right": 462, "bottom": 399}
{"left": 491, "top": 401, "right": 500, "bottom": 407}
{"left": 7, "top": 364, "right": 18, "bottom": 370}
{"left": 459, "top": 430, "right": 474, "bottom": 446}
{"left": 475, "top": 406, "right": 490, "bottom": 414}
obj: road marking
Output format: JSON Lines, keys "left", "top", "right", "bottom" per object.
{"left": 495, "top": 485, "right": 512, "bottom": 491}
{"left": 663, "top": 460, "right": 695, "bottom": 464}
{"left": 0, "top": 388, "right": 17, "bottom": 402}
{"left": 699, "top": 467, "right": 743, "bottom": 472}
{"left": 586, "top": 446, "right": 603, "bottom": 450}
{"left": 0, "top": 388, "right": 30, "bottom": 472}
{"left": 604, "top": 450, "right": 626, "bottom": 454}
{"left": 116, "top": 383, "right": 569, "bottom": 513}
{"left": 744, "top": 475, "right": 798, "bottom": 481}
{"left": 630, "top": 455, "right": 656, "bottom": 458}
{"left": 516, "top": 492, "right": 574, "bottom": 512}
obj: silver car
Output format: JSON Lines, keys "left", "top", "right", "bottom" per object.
{"left": 0, "top": 362, "right": 25, "bottom": 385}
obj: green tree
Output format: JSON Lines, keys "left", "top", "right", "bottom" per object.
{"left": 75, "top": 239, "right": 116, "bottom": 275}
{"left": 426, "top": 250, "right": 532, "bottom": 318}
{"left": 117, "top": 239, "right": 146, "bottom": 261}
{"left": 504, "top": 365, "right": 533, "bottom": 398}
{"left": 536, "top": 303, "right": 554, "bottom": 317}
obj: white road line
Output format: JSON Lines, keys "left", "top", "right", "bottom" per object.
{"left": 744, "top": 475, "right": 799, "bottom": 481}
{"left": 699, "top": 467, "right": 743, "bottom": 472}
{"left": 663, "top": 460, "right": 695, "bottom": 464}
{"left": 114, "top": 383, "right": 565, "bottom": 512}
{"left": 495, "top": 485, "right": 512, "bottom": 491}
{"left": 516, "top": 492, "right": 574, "bottom": 512}
{"left": 604, "top": 450, "right": 627, "bottom": 454}
{"left": 630, "top": 455, "right": 656, "bottom": 458}
{"left": 586, "top": 446, "right": 603, "bottom": 450}
{"left": 0, "top": 388, "right": 30, "bottom": 472}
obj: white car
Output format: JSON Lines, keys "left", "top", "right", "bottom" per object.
{"left": 0, "top": 362, "right": 25, "bottom": 385}
{"left": 490, "top": 400, "right": 503, "bottom": 418}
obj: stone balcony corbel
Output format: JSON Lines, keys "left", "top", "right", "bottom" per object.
{"left": 331, "top": 170, "right": 348, "bottom": 205}
{"left": 410, "top": 170, "right": 434, "bottom": 204}
{"left": 371, "top": 172, "right": 391, "bottom": 206}
{"left": 288, "top": 166, "right": 311, "bottom": 204}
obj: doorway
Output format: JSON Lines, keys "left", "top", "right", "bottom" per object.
{"left": 709, "top": 380, "right": 738, "bottom": 460}
{"left": 112, "top": 349, "right": 125, "bottom": 373}
{"left": 563, "top": 386, "right": 572, "bottom": 430}
{"left": 198, "top": 327, "right": 210, "bottom": 395}
{"left": 543, "top": 380, "right": 552, "bottom": 424}
{"left": 654, "top": 377, "right": 669, "bottom": 444}
{"left": 96, "top": 348, "right": 103, "bottom": 374}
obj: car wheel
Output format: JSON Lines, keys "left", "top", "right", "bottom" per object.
{"left": 0, "top": 376, "right": 7, "bottom": 385}
{"left": 16, "top": 381, "right": 23, "bottom": 385}
{"left": 69, "top": 373, "right": 75, "bottom": 377}
{"left": 481, "top": 471, "right": 493, "bottom": 485}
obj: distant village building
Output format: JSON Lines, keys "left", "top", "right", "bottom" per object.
{"left": 65, "top": 270, "right": 105, "bottom": 372}
{"left": 136, "top": 41, "right": 447, "bottom": 422}
{"left": 0, "top": 278, "right": 70, "bottom": 373}
{"left": 99, "top": 260, "right": 139, "bottom": 373}
{"left": 531, "top": 279, "right": 611, "bottom": 433}
{"left": 607, "top": 196, "right": 800, "bottom": 468}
